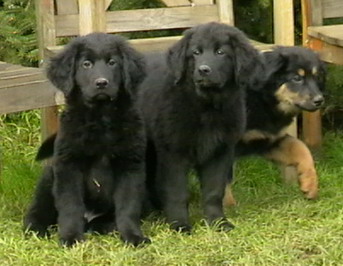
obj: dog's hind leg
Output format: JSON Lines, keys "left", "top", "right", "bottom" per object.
{"left": 265, "top": 135, "right": 319, "bottom": 199}
{"left": 223, "top": 165, "right": 237, "bottom": 207}
{"left": 23, "top": 165, "right": 58, "bottom": 237}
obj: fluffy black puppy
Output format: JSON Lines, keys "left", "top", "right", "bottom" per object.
{"left": 138, "top": 22, "right": 263, "bottom": 232}
{"left": 223, "top": 46, "right": 326, "bottom": 206}
{"left": 24, "top": 33, "right": 150, "bottom": 247}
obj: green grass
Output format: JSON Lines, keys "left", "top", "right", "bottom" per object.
{"left": 1, "top": 113, "right": 343, "bottom": 265}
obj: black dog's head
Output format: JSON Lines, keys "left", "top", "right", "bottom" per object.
{"left": 263, "top": 46, "right": 326, "bottom": 113}
{"left": 167, "top": 22, "right": 262, "bottom": 97}
{"left": 47, "top": 32, "right": 145, "bottom": 107}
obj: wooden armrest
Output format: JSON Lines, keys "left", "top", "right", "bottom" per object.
{"left": 308, "top": 24, "right": 343, "bottom": 47}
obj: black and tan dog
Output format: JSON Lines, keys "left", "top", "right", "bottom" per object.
{"left": 223, "top": 46, "right": 326, "bottom": 206}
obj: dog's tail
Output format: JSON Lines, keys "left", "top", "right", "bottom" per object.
{"left": 35, "top": 133, "right": 57, "bottom": 161}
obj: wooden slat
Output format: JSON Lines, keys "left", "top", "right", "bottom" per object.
{"left": 322, "top": 0, "right": 343, "bottom": 19}
{"left": 56, "top": 0, "right": 78, "bottom": 15}
{"left": 35, "top": 0, "right": 56, "bottom": 60}
{"left": 308, "top": 25, "right": 343, "bottom": 47}
{"left": 162, "top": 0, "right": 213, "bottom": 6}
{"left": 162, "top": 0, "right": 191, "bottom": 6}
{"left": 309, "top": 0, "right": 323, "bottom": 26}
{"left": 105, "top": 0, "right": 112, "bottom": 10}
{"left": 55, "top": 6, "right": 218, "bottom": 36}
{"left": 0, "top": 81, "right": 62, "bottom": 114}
{"left": 308, "top": 36, "right": 343, "bottom": 64}
{"left": 46, "top": 38, "right": 275, "bottom": 59}
{"left": 35, "top": 0, "right": 59, "bottom": 139}
{"left": 303, "top": 110, "right": 322, "bottom": 149}
{"left": 273, "top": 0, "right": 294, "bottom": 46}
{"left": 78, "top": 0, "right": 106, "bottom": 35}
{"left": 217, "top": 0, "right": 234, "bottom": 25}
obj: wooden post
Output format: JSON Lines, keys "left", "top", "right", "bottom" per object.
{"left": 301, "top": 0, "right": 323, "bottom": 149}
{"left": 273, "top": 0, "right": 297, "bottom": 182}
{"left": 217, "top": 0, "right": 234, "bottom": 25}
{"left": 78, "top": 0, "right": 106, "bottom": 35}
{"left": 35, "top": 0, "right": 59, "bottom": 140}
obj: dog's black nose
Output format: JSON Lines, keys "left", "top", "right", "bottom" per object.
{"left": 198, "top": 65, "right": 212, "bottom": 76}
{"left": 95, "top": 78, "right": 109, "bottom": 89}
{"left": 313, "top": 95, "right": 324, "bottom": 107}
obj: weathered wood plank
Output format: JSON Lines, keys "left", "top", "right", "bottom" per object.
{"left": 309, "top": 0, "right": 323, "bottom": 26}
{"left": 56, "top": 0, "right": 78, "bottom": 15}
{"left": 46, "top": 38, "right": 275, "bottom": 58}
{"left": 0, "top": 81, "right": 63, "bottom": 114}
{"left": 273, "top": 0, "right": 294, "bottom": 46}
{"left": 78, "top": 0, "right": 106, "bottom": 35}
{"left": 217, "top": 0, "right": 234, "bottom": 25}
{"left": 308, "top": 24, "right": 343, "bottom": 47}
{"left": 162, "top": 0, "right": 213, "bottom": 6}
{"left": 105, "top": 0, "right": 113, "bottom": 10}
{"left": 322, "top": 0, "right": 343, "bottom": 19}
{"left": 55, "top": 6, "right": 218, "bottom": 36}
{"left": 162, "top": 0, "right": 191, "bottom": 6}
{"left": 35, "top": 0, "right": 58, "bottom": 139}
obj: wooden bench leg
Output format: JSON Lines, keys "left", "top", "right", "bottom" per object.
{"left": 41, "top": 106, "right": 59, "bottom": 140}
{"left": 302, "top": 110, "right": 322, "bottom": 150}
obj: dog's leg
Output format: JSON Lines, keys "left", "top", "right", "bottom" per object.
{"left": 265, "top": 136, "right": 318, "bottom": 199}
{"left": 198, "top": 149, "right": 235, "bottom": 231}
{"left": 157, "top": 152, "right": 191, "bottom": 233}
{"left": 53, "top": 162, "right": 86, "bottom": 247}
{"left": 113, "top": 165, "right": 151, "bottom": 246}
{"left": 24, "top": 165, "right": 57, "bottom": 237}
{"left": 223, "top": 164, "right": 237, "bottom": 207}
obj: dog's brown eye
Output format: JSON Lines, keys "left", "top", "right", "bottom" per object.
{"left": 108, "top": 59, "right": 117, "bottom": 66}
{"left": 82, "top": 60, "right": 92, "bottom": 69}
{"left": 292, "top": 75, "right": 303, "bottom": 83}
{"left": 216, "top": 49, "right": 225, "bottom": 55}
{"left": 193, "top": 49, "right": 200, "bottom": 56}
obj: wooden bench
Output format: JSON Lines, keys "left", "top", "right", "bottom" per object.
{"left": 302, "top": 0, "right": 343, "bottom": 148}
{"left": 1, "top": 0, "right": 295, "bottom": 132}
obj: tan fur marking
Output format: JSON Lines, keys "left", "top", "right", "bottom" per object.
{"left": 297, "top": 68, "right": 305, "bottom": 76}
{"left": 265, "top": 136, "right": 318, "bottom": 199}
{"left": 275, "top": 84, "right": 301, "bottom": 114}
{"left": 223, "top": 184, "right": 236, "bottom": 207}
{"left": 312, "top": 67, "right": 318, "bottom": 75}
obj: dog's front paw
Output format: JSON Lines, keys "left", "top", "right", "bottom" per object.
{"left": 60, "top": 232, "right": 85, "bottom": 247}
{"left": 121, "top": 233, "right": 151, "bottom": 247}
{"left": 299, "top": 172, "right": 319, "bottom": 200}
{"left": 170, "top": 222, "right": 192, "bottom": 234}
{"left": 23, "top": 219, "right": 50, "bottom": 238}
{"left": 210, "top": 217, "right": 235, "bottom": 232}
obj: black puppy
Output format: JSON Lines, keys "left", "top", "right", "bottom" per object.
{"left": 138, "top": 22, "right": 262, "bottom": 232}
{"left": 24, "top": 33, "right": 150, "bottom": 247}
{"left": 223, "top": 46, "right": 326, "bottom": 206}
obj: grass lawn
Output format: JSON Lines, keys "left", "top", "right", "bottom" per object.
{"left": 1, "top": 113, "right": 342, "bottom": 265}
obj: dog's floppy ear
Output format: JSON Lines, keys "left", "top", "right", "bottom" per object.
{"left": 167, "top": 28, "right": 194, "bottom": 84}
{"left": 119, "top": 42, "right": 146, "bottom": 95}
{"left": 46, "top": 39, "right": 81, "bottom": 95}
{"left": 228, "top": 29, "right": 267, "bottom": 90}
{"left": 262, "top": 48, "right": 288, "bottom": 80}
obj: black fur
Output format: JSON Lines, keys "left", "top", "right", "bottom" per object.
{"left": 138, "top": 22, "right": 263, "bottom": 232}
{"left": 24, "top": 33, "right": 150, "bottom": 247}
